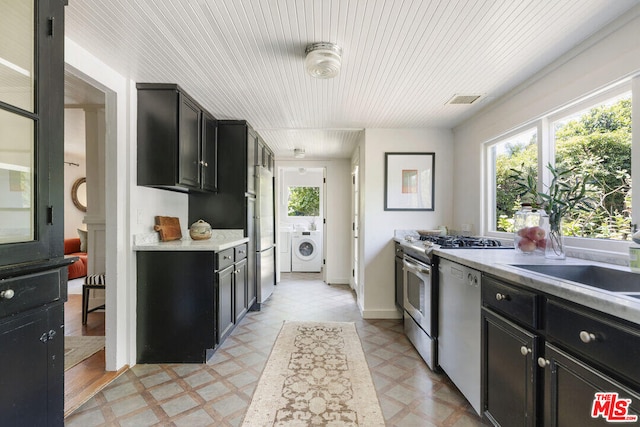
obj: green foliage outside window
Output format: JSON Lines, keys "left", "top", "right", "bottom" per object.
{"left": 495, "top": 97, "right": 632, "bottom": 240}
{"left": 288, "top": 186, "right": 320, "bottom": 216}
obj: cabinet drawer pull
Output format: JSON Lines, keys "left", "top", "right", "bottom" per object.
{"left": 238, "top": 250, "right": 245, "bottom": 254}
{"left": 520, "top": 346, "right": 532, "bottom": 356}
{"left": 0, "top": 289, "right": 15, "bottom": 300}
{"left": 579, "top": 331, "right": 598, "bottom": 343}
{"left": 224, "top": 256, "right": 232, "bottom": 260}
{"left": 495, "top": 292, "right": 509, "bottom": 301}
{"left": 537, "top": 357, "right": 550, "bottom": 368}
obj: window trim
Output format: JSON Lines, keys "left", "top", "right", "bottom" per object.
{"left": 484, "top": 80, "right": 635, "bottom": 256}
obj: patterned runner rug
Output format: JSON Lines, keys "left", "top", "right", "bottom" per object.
{"left": 242, "top": 321, "right": 385, "bottom": 426}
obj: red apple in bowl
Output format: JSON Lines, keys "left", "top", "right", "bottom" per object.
{"left": 526, "top": 226, "right": 546, "bottom": 242}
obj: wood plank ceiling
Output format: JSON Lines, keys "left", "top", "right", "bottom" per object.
{"left": 64, "top": 0, "right": 639, "bottom": 159}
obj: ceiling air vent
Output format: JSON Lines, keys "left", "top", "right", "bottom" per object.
{"left": 447, "top": 94, "right": 482, "bottom": 105}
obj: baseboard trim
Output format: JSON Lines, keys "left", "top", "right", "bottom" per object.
{"left": 360, "top": 308, "right": 403, "bottom": 319}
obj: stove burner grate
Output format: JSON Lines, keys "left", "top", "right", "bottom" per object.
{"left": 419, "top": 235, "right": 503, "bottom": 248}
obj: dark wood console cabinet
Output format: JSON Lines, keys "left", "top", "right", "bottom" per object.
{"left": 137, "top": 83, "right": 217, "bottom": 193}
{"left": 0, "top": 0, "right": 68, "bottom": 424}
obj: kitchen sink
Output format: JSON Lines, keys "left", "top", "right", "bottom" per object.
{"left": 509, "top": 264, "right": 640, "bottom": 293}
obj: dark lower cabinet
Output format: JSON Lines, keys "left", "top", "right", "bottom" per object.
{"left": 137, "top": 251, "right": 215, "bottom": 363}
{"left": 217, "top": 265, "right": 235, "bottom": 344}
{"left": 482, "top": 308, "right": 539, "bottom": 427}
{"left": 481, "top": 274, "right": 640, "bottom": 427}
{"left": 234, "top": 258, "right": 248, "bottom": 323}
{"left": 541, "top": 344, "right": 640, "bottom": 426}
{"left": 136, "top": 243, "right": 250, "bottom": 363}
{"left": 394, "top": 243, "right": 403, "bottom": 309}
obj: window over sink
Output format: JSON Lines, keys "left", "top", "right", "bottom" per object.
{"left": 485, "top": 81, "right": 633, "bottom": 251}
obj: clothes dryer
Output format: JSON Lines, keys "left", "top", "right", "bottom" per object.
{"left": 291, "top": 231, "right": 322, "bottom": 272}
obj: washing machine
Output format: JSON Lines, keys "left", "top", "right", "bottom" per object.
{"left": 291, "top": 231, "right": 322, "bottom": 272}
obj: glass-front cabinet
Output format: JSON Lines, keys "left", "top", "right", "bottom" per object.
{"left": 0, "top": 0, "right": 63, "bottom": 265}
{"left": 0, "top": 1, "right": 66, "bottom": 424}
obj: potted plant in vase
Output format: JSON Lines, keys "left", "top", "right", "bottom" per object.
{"left": 510, "top": 163, "right": 594, "bottom": 259}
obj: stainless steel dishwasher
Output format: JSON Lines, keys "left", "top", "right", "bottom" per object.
{"left": 438, "top": 257, "right": 482, "bottom": 415}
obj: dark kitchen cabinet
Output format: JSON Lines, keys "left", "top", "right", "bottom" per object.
{"left": 394, "top": 243, "right": 404, "bottom": 309}
{"left": 136, "top": 243, "right": 250, "bottom": 363}
{"left": 137, "top": 251, "right": 215, "bottom": 363}
{"left": 0, "top": 0, "right": 68, "bottom": 424}
{"left": 541, "top": 344, "right": 640, "bottom": 426}
{"left": 234, "top": 245, "right": 248, "bottom": 322}
{"left": 480, "top": 274, "right": 640, "bottom": 427}
{"left": 217, "top": 264, "right": 234, "bottom": 344}
{"left": 201, "top": 112, "right": 218, "bottom": 192}
{"left": 482, "top": 308, "right": 539, "bottom": 427}
{"left": 137, "top": 83, "right": 217, "bottom": 193}
{"left": 189, "top": 121, "right": 260, "bottom": 310}
{"left": 216, "top": 245, "right": 248, "bottom": 343}
{"left": 481, "top": 275, "right": 542, "bottom": 426}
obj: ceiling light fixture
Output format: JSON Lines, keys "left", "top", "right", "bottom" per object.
{"left": 304, "top": 42, "right": 342, "bottom": 79}
{"left": 294, "top": 148, "right": 306, "bottom": 158}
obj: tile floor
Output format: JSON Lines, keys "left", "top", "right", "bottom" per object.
{"left": 65, "top": 273, "right": 486, "bottom": 426}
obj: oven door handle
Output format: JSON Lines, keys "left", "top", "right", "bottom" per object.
{"left": 403, "top": 258, "right": 430, "bottom": 275}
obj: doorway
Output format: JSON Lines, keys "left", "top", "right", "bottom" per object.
{"left": 63, "top": 69, "right": 120, "bottom": 415}
{"left": 278, "top": 167, "right": 326, "bottom": 283}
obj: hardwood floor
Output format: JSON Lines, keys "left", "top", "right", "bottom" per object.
{"left": 64, "top": 293, "right": 127, "bottom": 417}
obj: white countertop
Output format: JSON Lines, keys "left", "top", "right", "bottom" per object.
{"left": 395, "top": 237, "right": 640, "bottom": 325}
{"left": 133, "top": 230, "right": 248, "bottom": 252}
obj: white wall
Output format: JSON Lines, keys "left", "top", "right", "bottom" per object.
{"left": 358, "top": 128, "right": 454, "bottom": 318}
{"left": 452, "top": 8, "right": 640, "bottom": 236}
{"left": 65, "top": 38, "right": 192, "bottom": 370}
{"left": 276, "top": 159, "right": 351, "bottom": 285}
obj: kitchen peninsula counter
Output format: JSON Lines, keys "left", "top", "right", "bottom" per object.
{"left": 134, "top": 229, "right": 252, "bottom": 363}
{"left": 133, "top": 229, "right": 248, "bottom": 252}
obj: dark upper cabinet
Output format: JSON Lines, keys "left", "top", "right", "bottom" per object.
{"left": 201, "top": 112, "right": 218, "bottom": 192}
{"left": 136, "top": 83, "right": 217, "bottom": 193}
{"left": 178, "top": 95, "right": 201, "bottom": 188}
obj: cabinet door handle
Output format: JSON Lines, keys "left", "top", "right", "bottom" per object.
{"left": 224, "top": 256, "right": 232, "bottom": 260}
{"left": 537, "top": 357, "right": 550, "bottom": 368}
{"left": 520, "top": 346, "right": 532, "bottom": 356}
{"left": 238, "top": 250, "right": 245, "bottom": 254}
{"left": 0, "top": 289, "right": 15, "bottom": 300}
{"left": 579, "top": 331, "right": 598, "bottom": 343}
{"left": 40, "top": 332, "right": 49, "bottom": 343}
{"left": 495, "top": 292, "right": 510, "bottom": 301}
{"left": 48, "top": 330, "right": 56, "bottom": 340}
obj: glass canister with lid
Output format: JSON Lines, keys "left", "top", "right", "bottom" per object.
{"left": 513, "top": 203, "right": 548, "bottom": 254}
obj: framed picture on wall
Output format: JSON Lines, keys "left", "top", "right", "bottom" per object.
{"left": 384, "top": 152, "right": 435, "bottom": 211}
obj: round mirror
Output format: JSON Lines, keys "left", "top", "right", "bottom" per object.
{"left": 72, "top": 177, "right": 87, "bottom": 212}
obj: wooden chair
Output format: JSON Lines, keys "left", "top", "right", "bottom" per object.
{"left": 82, "top": 274, "right": 106, "bottom": 325}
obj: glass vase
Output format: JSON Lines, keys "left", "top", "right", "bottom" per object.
{"left": 514, "top": 204, "right": 548, "bottom": 255}
{"left": 545, "top": 219, "right": 566, "bottom": 259}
